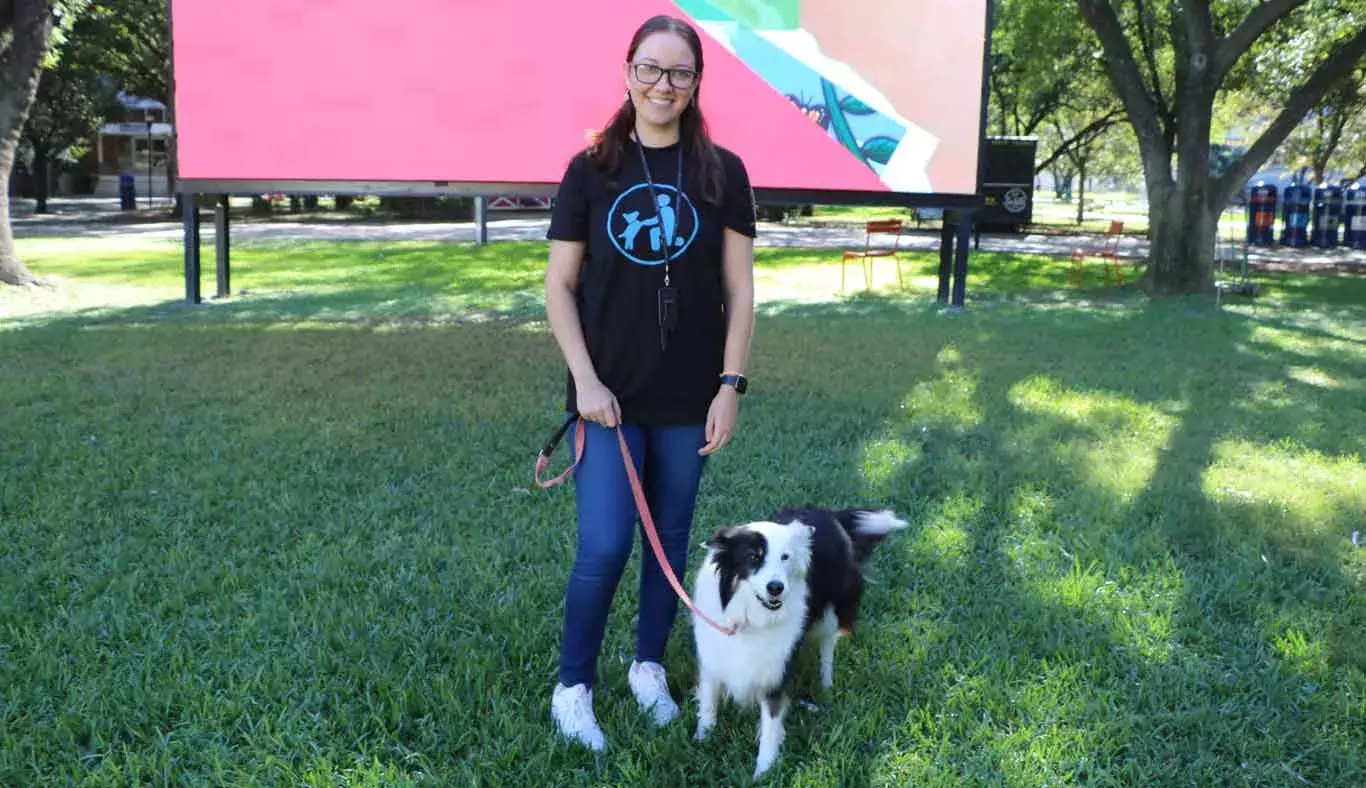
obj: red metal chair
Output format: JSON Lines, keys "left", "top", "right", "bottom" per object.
{"left": 1069, "top": 220, "right": 1126, "bottom": 286}
{"left": 841, "top": 219, "right": 907, "bottom": 291}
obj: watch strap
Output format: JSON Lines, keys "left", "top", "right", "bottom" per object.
{"left": 719, "top": 372, "right": 747, "bottom": 393}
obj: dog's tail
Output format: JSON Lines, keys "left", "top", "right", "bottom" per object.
{"left": 837, "top": 508, "right": 909, "bottom": 563}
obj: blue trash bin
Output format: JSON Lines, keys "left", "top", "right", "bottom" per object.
{"left": 1310, "top": 183, "right": 1344, "bottom": 248}
{"left": 118, "top": 173, "right": 136, "bottom": 210}
{"left": 1344, "top": 180, "right": 1366, "bottom": 250}
{"left": 1246, "top": 181, "right": 1277, "bottom": 246}
{"left": 1280, "top": 182, "right": 1312, "bottom": 247}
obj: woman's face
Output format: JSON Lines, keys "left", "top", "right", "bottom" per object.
{"left": 624, "top": 31, "right": 698, "bottom": 132}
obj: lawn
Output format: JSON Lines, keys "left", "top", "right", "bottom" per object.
{"left": 2, "top": 235, "right": 1365, "bottom": 786}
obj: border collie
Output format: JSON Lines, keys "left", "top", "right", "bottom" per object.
{"left": 690, "top": 505, "right": 908, "bottom": 779}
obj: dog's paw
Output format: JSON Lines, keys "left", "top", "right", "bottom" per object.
{"left": 693, "top": 720, "right": 714, "bottom": 742}
{"left": 753, "top": 756, "right": 778, "bottom": 781}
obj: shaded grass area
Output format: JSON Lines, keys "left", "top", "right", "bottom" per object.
{"left": 2, "top": 238, "right": 1365, "bottom": 785}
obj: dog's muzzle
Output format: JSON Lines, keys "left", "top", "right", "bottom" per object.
{"left": 756, "top": 594, "right": 783, "bottom": 611}
{"left": 757, "top": 580, "right": 785, "bottom": 610}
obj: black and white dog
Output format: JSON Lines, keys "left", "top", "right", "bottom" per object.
{"left": 690, "top": 505, "right": 908, "bottom": 779}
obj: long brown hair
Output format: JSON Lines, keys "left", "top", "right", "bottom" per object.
{"left": 587, "top": 14, "right": 725, "bottom": 206}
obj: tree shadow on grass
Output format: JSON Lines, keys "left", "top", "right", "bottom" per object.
{"left": 790, "top": 296, "right": 1366, "bottom": 786}
{"left": 3, "top": 283, "right": 1363, "bottom": 786}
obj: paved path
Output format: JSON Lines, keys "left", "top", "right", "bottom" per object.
{"left": 12, "top": 198, "right": 1365, "bottom": 271}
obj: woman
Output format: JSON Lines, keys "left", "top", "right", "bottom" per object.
{"left": 542, "top": 13, "right": 757, "bottom": 751}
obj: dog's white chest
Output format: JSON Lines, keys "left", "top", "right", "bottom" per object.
{"left": 696, "top": 604, "right": 806, "bottom": 705}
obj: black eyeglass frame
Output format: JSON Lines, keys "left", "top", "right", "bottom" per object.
{"left": 629, "top": 62, "right": 699, "bottom": 89}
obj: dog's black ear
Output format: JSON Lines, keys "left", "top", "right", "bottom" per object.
{"left": 705, "top": 525, "right": 742, "bottom": 549}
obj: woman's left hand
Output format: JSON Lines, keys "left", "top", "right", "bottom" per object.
{"left": 699, "top": 386, "right": 740, "bottom": 456}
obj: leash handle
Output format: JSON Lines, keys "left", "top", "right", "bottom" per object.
{"left": 533, "top": 416, "right": 737, "bottom": 636}
{"left": 534, "top": 415, "right": 584, "bottom": 489}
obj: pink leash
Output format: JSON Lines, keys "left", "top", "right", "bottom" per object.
{"left": 536, "top": 416, "right": 738, "bottom": 636}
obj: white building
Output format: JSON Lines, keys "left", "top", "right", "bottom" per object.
{"left": 92, "top": 91, "right": 172, "bottom": 200}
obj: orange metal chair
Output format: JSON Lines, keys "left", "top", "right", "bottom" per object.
{"left": 1069, "top": 220, "right": 1126, "bottom": 286}
{"left": 841, "top": 219, "right": 906, "bottom": 291}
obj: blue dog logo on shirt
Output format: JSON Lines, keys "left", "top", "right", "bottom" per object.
{"left": 608, "top": 182, "right": 699, "bottom": 266}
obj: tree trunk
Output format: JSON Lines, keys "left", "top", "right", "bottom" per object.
{"left": 992, "top": 77, "right": 1009, "bottom": 137}
{"left": 0, "top": 0, "right": 57, "bottom": 288}
{"left": 1148, "top": 7, "right": 1219, "bottom": 295}
{"left": 32, "top": 144, "right": 49, "bottom": 213}
{"left": 0, "top": 154, "right": 37, "bottom": 286}
{"left": 1147, "top": 182, "right": 1217, "bottom": 294}
{"left": 1052, "top": 168, "right": 1074, "bottom": 200}
{"left": 164, "top": 3, "right": 180, "bottom": 216}
{"left": 1076, "top": 161, "right": 1087, "bottom": 224}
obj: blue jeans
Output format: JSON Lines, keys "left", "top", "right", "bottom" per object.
{"left": 558, "top": 417, "right": 708, "bottom": 689}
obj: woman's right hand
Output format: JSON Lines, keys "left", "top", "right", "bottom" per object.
{"left": 576, "top": 379, "right": 621, "bottom": 428}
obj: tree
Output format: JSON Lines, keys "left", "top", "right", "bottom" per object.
{"left": 1030, "top": 50, "right": 1128, "bottom": 214}
{"left": 1335, "top": 107, "right": 1366, "bottom": 179}
{"left": 0, "top": 0, "right": 88, "bottom": 287}
{"left": 19, "top": 0, "right": 166, "bottom": 217}
{"left": 989, "top": 0, "right": 1127, "bottom": 200}
{"left": 990, "top": 0, "right": 1091, "bottom": 137}
{"left": 68, "top": 0, "right": 168, "bottom": 193}
{"left": 1046, "top": 109, "right": 1125, "bottom": 223}
{"left": 22, "top": 54, "right": 115, "bottom": 213}
{"left": 74, "top": 0, "right": 165, "bottom": 100}
{"left": 1076, "top": 0, "right": 1366, "bottom": 294}
{"left": 1280, "top": 64, "right": 1366, "bottom": 181}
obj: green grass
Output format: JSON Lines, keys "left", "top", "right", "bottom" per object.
{"left": 1, "top": 235, "right": 1162, "bottom": 328}
{"left": 3, "top": 236, "right": 1365, "bottom": 786}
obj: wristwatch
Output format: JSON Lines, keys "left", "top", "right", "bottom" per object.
{"left": 719, "top": 372, "right": 748, "bottom": 394}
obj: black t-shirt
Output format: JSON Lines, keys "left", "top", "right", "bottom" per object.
{"left": 546, "top": 138, "right": 757, "bottom": 425}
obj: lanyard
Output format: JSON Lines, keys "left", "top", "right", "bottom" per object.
{"left": 633, "top": 138, "right": 684, "bottom": 287}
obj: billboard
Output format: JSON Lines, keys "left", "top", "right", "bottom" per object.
{"left": 169, "top": 0, "right": 989, "bottom": 206}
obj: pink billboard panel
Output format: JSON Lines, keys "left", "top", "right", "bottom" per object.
{"left": 170, "top": 0, "right": 988, "bottom": 201}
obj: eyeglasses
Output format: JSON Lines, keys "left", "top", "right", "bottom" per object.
{"left": 630, "top": 62, "right": 698, "bottom": 89}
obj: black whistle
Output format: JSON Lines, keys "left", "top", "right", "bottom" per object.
{"left": 657, "top": 286, "right": 677, "bottom": 350}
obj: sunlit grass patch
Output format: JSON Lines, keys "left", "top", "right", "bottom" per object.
{"left": 1008, "top": 375, "right": 1180, "bottom": 503}
{"left": 1204, "top": 438, "right": 1365, "bottom": 555}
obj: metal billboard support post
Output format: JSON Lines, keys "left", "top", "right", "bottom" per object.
{"left": 952, "top": 210, "right": 975, "bottom": 309}
{"left": 474, "top": 196, "right": 488, "bottom": 245}
{"left": 183, "top": 192, "right": 201, "bottom": 304}
{"left": 933, "top": 209, "right": 975, "bottom": 310}
{"left": 215, "top": 195, "right": 231, "bottom": 298}
{"left": 937, "top": 214, "right": 954, "bottom": 303}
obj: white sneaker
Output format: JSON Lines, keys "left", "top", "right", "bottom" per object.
{"left": 552, "top": 682, "right": 606, "bottom": 751}
{"left": 628, "top": 660, "right": 680, "bottom": 726}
